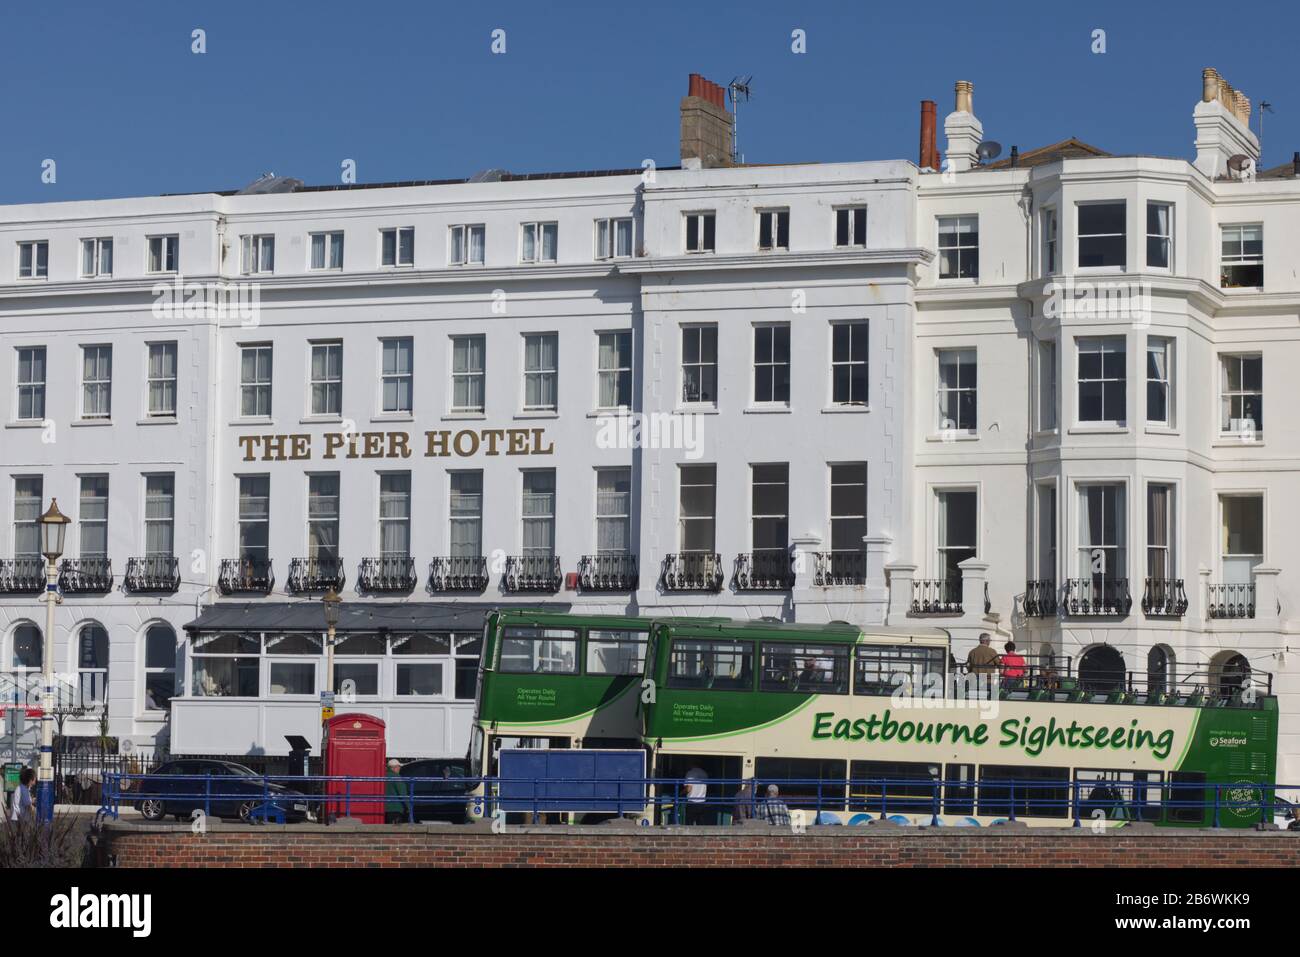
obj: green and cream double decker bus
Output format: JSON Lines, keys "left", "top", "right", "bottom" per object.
{"left": 641, "top": 619, "right": 1279, "bottom": 828}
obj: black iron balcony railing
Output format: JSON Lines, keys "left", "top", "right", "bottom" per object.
{"left": 661, "top": 552, "right": 724, "bottom": 592}
{"left": 358, "top": 556, "right": 418, "bottom": 593}
{"left": 286, "top": 556, "right": 346, "bottom": 594}
{"left": 503, "top": 555, "right": 562, "bottom": 593}
{"left": 1023, "top": 579, "right": 1058, "bottom": 617}
{"left": 1141, "top": 577, "right": 1188, "bottom": 617}
{"left": 0, "top": 557, "right": 45, "bottom": 594}
{"left": 578, "top": 554, "right": 639, "bottom": 592}
{"left": 813, "top": 551, "right": 866, "bottom": 586}
{"left": 429, "top": 556, "right": 490, "bottom": 593}
{"left": 1064, "top": 577, "right": 1132, "bottom": 616}
{"left": 734, "top": 551, "right": 795, "bottom": 591}
{"left": 218, "top": 558, "right": 274, "bottom": 596}
{"left": 124, "top": 556, "right": 181, "bottom": 593}
{"left": 58, "top": 558, "right": 113, "bottom": 594}
{"left": 1207, "top": 582, "right": 1255, "bottom": 620}
{"left": 910, "top": 578, "right": 962, "bottom": 615}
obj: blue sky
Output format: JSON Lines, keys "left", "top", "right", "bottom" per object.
{"left": 3, "top": 0, "right": 1299, "bottom": 203}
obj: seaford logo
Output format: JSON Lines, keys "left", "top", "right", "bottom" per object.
{"left": 49, "top": 887, "right": 151, "bottom": 937}
{"left": 152, "top": 275, "right": 260, "bottom": 323}
{"left": 1209, "top": 734, "right": 1248, "bottom": 748}
{"left": 811, "top": 710, "right": 1176, "bottom": 760}
{"left": 1043, "top": 277, "right": 1152, "bottom": 324}
{"left": 594, "top": 412, "right": 704, "bottom": 460}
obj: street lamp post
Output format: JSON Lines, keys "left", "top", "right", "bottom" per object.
{"left": 320, "top": 588, "right": 341, "bottom": 824}
{"left": 37, "top": 499, "right": 69, "bottom": 824}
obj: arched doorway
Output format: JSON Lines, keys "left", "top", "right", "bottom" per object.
{"left": 1147, "top": 645, "right": 1172, "bottom": 693}
{"left": 1210, "top": 651, "right": 1251, "bottom": 700}
{"left": 1078, "top": 645, "right": 1126, "bottom": 692}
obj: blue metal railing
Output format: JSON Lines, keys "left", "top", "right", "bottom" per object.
{"left": 98, "top": 772, "right": 1294, "bottom": 829}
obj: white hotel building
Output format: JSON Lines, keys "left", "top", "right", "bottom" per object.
{"left": 0, "top": 70, "right": 1296, "bottom": 780}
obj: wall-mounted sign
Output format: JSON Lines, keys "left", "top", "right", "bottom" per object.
{"left": 237, "top": 428, "right": 554, "bottom": 462}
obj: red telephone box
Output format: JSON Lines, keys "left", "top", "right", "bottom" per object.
{"left": 324, "top": 713, "right": 387, "bottom": 823}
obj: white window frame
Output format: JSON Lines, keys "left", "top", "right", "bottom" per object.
{"left": 684, "top": 212, "right": 715, "bottom": 254}
{"left": 80, "top": 344, "right": 113, "bottom": 420}
{"left": 237, "top": 475, "right": 270, "bottom": 561}
{"left": 142, "top": 623, "right": 177, "bottom": 714}
{"left": 238, "top": 344, "right": 273, "bottom": 419}
{"left": 379, "top": 472, "right": 412, "bottom": 558}
{"left": 834, "top": 206, "right": 867, "bottom": 248}
{"left": 147, "top": 235, "right": 179, "bottom": 274}
{"left": 146, "top": 341, "right": 178, "bottom": 418}
{"left": 830, "top": 321, "right": 869, "bottom": 407}
{"left": 1145, "top": 337, "right": 1173, "bottom": 427}
{"left": 307, "top": 472, "right": 341, "bottom": 561}
{"left": 937, "top": 215, "right": 979, "bottom": 280}
{"left": 450, "top": 334, "right": 486, "bottom": 413}
{"left": 449, "top": 471, "right": 483, "bottom": 558}
{"left": 519, "top": 222, "right": 558, "bottom": 264}
{"left": 936, "top": 348, "right": 977, "bottom": 433}
{"left": 1075, "top": 481, "right": 1127, "bottom": 581}
{"left": 1076, "top": 201, "right": 1127, "bottom": 271}
{"left": 521, "top": 469, "right": 557, "bottom": 558}
{"left": 308, "top": 341, "right": 343, "bottom": 417}
{"left": 80, "top": 237, "right": 113, "bottom": 278}
{"left": 678, "top": 464, "right": 717, "bottom": 553}
{"left": 757, "top": 208, "right": 790, "bottom": 251}
{"left": 380, "top": 227, "right": 415, "bottom": 267}
{"left": 1076, "top": 336, "right": 1127, "bottom": 426}
{"left": 1037, "top": 339, "right": 1058, "bottom": 432}
{"left": 12, "top": 476, "right": 43, "bottom": 559}
{"left": 448, "top": 224, "right": 485, "bottom": 266}
{"left": 15, "top": 346, "right": 46, "bottom": 422}
{"left": 595, "top": 467, "right": 632, "bottom": 556}
{"left": 522, "top": 333, "right": 559, "bottom": 412}
{"left": 1146, "top": 202, "right": 1172, "bottom": 271}
{"left": 680, "top": 324, "right": 718, "bottom": 406}
{"left": 752, "top": 323, "right": 791, "bottom": 407}
{"left": 1041, "top": 207, "right": 1058, "bottom": 276}
{"left": 1219, "top": 353, "right": 1263, "bottom": 438}
{"left": 240, "top": 234, "right": 275, "bottom": 275}
{"left": 1146, "top": 482, "right": 1175, "bottom": 581}
{"left": 77, "top": 474, "right": 109, "bottom": 559}
{"left": 143, "top": 473, "right": 175, "bottom": 559}
{"left": 379, "top": 337, "right": 414, "bottom": 415}
{"left": 933, "top": 486, "right": 978, "bottom": 580}
{"left": 309, "top": 231, "right": 344, "bottom": 270}
{"left": 594, "top": 217, "right": 633, "bottom": 259}
{"left": 17, "top": 240, "right": 48, "bottom": 280}
{"left": 596, "top": 331, "right": 633, "bottom": 411}
{"left": 1220, "top": 223, "right": 1263, "bottom": 289}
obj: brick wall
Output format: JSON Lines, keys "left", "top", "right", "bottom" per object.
{"left": 100, "top": 821, "right": 1300, "bottom": 868}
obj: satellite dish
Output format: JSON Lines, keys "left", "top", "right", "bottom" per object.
{"left": 977, "top": 141, "right": 1002, "bottom": 163}
{"left": 1227, "top": 154, "right": 1250, "bottom": 171}
{"left": 118, "top": 738, "right": 135, "bottom": 756}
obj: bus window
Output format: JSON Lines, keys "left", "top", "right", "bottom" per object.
{"left": 1167, "top": 771, "right": 1207, "bottom": 824}
{"left": 854, "top": 644, "right": 946, "bottom": 697}
{"left": 944, "top": 763, "right": 976, "bottom": 815}
{"left": 754, "top": 757, "right": 847, "bottom": 811}
{"left": 668, "top": 639, "right": 754, "bottom": 690}
{"left": 849, "top": 760, "right": 940, "bottom": 813}
{"left": 586, "top": 629, "right": 649, "bottom": 675}
{"left": 759, "top": 643, "right": 849, "bottom": 694}
{"left": 498, "top": 627, "right": 579, "bottom": 674}
{"left": 1075, "top": 769, "right": 1163, "bottom": 823}
{"left": 979, "top": 765, "right": 1070, "bottom": 819}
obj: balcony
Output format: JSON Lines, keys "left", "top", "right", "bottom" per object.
{"left": 1141, "top": 578, "right": 1188, "bottom": 617}
{"left": 733, "top": 551, "right": 795, "bottom": 591}
{"left": 578, "top": 554, "right": 639, "bottom": 592}
{"left": 661, "top": 552, "right": 724, "bottom": 593}
{"left": 218, "top": 558, "right": 275, "bottom": 596}
{"left": 0, "top": 557, "right": 45, "bottom": 594}
{"left": 286, "top": 556, "right": 346, "bottom": 594}
{"left": 124, "top": 556, "right": 181, "bottom": 594}
{"left": 58, "top": 558, "right": 114, "bottom": 594}
{"left": 503, "top": 555, "right": 562, "bottom": 593}
{"left": 910, "top": 578, "right": 962, "bottom": 615}
{"left": 1023, "top": 579, "right": 1058, "bottom": 618}
{"left": 1064, "top": 578, "right": 1132, "bottom": 616}
{"left": 429, "top": 556, "right": 490, "bottom": 593}
{"left": 358, "top": 556, "right": 418, "bottom": 593}
{"left": 1207, "top": 582, "right": 1255, "bottom": 620}
{"left": 813, "top": 551, "right": 866, "bottom": 586}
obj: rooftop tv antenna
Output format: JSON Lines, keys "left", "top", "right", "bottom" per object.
{"left": 1258, "top": 101, "right": 1273, "bottom": 144}
{"left": 728, "top": 76, "right": 752, "bottom": 163}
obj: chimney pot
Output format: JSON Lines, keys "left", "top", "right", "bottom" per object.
{"left": 681, "top": 73, "right": 735, "bottom": 168}
{"left": 1010, "top": 145, "right": 1019, "bottom": 167}
{"left": 955, "top": 80, "right": 974, "bottom": 114}
{"left": 919, "top": 100, "right": 937, "bottom": 170}
{"left": 689, "top": 73, "right": 702, "bottom": 98}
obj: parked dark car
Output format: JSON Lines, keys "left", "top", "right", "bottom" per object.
{"left": 134, "top": 759, "right": 312, "bottom": 823}
{"left": 398, "top": 759, "right": 474, "bottom": 822}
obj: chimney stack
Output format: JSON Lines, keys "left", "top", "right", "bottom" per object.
{"left": 943, "top": 80, "right": 983, "bottom": 173}
{"left": 1193, "top": 67, "right": 1260, "bottom": 178}
{"left": 681, "top": 73, "right": 734, "bottom": 169}
{"left": 919, "top": 100, "right": 939, "bottom": 170}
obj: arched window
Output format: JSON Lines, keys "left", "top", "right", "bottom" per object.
{"left": 12, "top": 625, "right": 42, "bottom": 670}
{"left": 144, "top": 624, "right": 176, "bottom": 711}
{"left": 1147, "top": 646, "right": 1169, "bottom": 693}
{"left": 1214, "top": 652, "right": 1251, "bottom": 699}
{"left": 77, "top": 625, "right": 109, "bottom": 708}
{"left": 1078, "top": 645, "right": 1125, "bottom": 692}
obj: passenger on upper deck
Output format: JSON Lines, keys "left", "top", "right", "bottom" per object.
{"left": 967, "top": 634, "right": 1000, "bottom": 675}
{"left": 1000, "top": 641, "right": 1026, "bottom": 689}
{"left": 759, "top": 784, "right": 791, "bottom": 827}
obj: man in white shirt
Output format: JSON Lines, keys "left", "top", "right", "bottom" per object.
{"left": 682, "top": 766, "right": 709, "bottom": 825}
